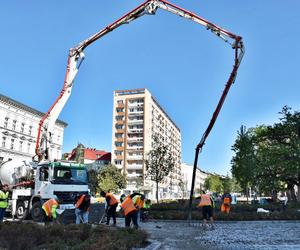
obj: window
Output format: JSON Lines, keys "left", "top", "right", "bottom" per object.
{"left": 27, "top": 143, "right": 31, "bottom": 153}
{"left": 129, "top": 108, "right": 134, "bottom": 112}
{"left": 115, "top": 160, "right": 122, "bottom": 165}
{"left": 116, "top": 116, "right": 123, "bottom": 121}
{"left": 29, "top": 125, "right": 32, "bottom": 135}
{"left": 115, "top": 142, "right": 123, "bottom": 147}
{"left": 117, "top": 100, "right": 123, "bottom": 104}
{"left": 116, "top": 108, "right": 124, "bottom": 112}
{"left": 2, "top": 137, "right": 6, "bottom": 148}
{"left": 21, "top": 123, "right": 25, "bottom": 133}
{"left": 115, "top": 133, "right": 123, "bottom": 138}
{"left": 12, "top": 120, "right": 16, "bottom": 130}
{"left": 115, "top": 151, "right": 123, "bottom": 156}
{"left": 19, "top": 141, "right": 23, "bottom": 152}
{"left": 116, "top": 124, "right": 123, "bottom": 130}
{"left": 39, "top": 166, "right": 49, "bottom": 181}
{"left": 10, "top": 139, "right": 15, "bottom": 150}
{"left": 4, "top": 117, "right": 8, "bottom": 128}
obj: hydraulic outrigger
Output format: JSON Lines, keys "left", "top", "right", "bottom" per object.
{"left": 34, "top": 0, "right": 244, "bottom": 219}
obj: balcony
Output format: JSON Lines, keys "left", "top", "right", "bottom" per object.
{"left": 115, "top": 138, "right": 123, "bottom": 142}
{"left": 116, "top": 129, "right": 125, "bottom": 133}
{"left": 115, "top": 155, "right": 123, "bottom": 160}
{"left": 126, "top": 155, "right": 143, "bottom": 160}
{"left": 117, "top": 103, "right": 124, "bottom": 108}
{"left": 127, "top": 128, "right": 143, "bottom": 133}
{"left": 116, "top": 120, "right": 124, "bottom": 125}
{"left": 127, "top": 164, "right": 143, "bottom": 170}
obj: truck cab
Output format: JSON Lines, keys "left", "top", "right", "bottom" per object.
{"left": 30, "top": 160, "right": 88, "bottom": 221}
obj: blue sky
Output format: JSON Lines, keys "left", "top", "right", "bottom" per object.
{"left": 1, "top": 1, "right": 299, "bottom": 175}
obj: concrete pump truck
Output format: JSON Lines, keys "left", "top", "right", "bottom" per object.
{"left": 0, "top": 0, "right": 244, "bottom": 221}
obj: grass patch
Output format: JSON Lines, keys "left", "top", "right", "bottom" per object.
{"left": 0, "top": 222, "right": 148, "bottom": 250}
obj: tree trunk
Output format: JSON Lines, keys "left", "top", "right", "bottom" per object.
{"left": 287, "top": 183, "right": 297, "bottom": 201}
{"left": 156, "top": 181, "right": 159, "bottom": 204}
{"left": 297, "top": 185, "right": 300, "bottom": 201}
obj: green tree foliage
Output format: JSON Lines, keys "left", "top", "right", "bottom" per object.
{"left": 231, "top": 125, "right": 257, "bottom": 196}
{"left": 87, "top": 169, "right": 98, "bottom": 194}
{"left": 145, "top": 134, "right": 175, "bottom": 203}
{"left": 204, "top": 175, "right": 223, "bottom": 193}
{"left": 231, "top": 106, "right": 300, "bottom": 200}
{"left": 98, "top": 164, "right": 126, "bottom": 193}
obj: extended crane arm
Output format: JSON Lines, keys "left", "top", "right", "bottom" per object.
{"left": 35, "top": 0, "right": 244, "bottom": 163}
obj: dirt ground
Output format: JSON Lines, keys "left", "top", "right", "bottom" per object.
{"left": 115, "top": 219, "right": 300, "bottom": 250}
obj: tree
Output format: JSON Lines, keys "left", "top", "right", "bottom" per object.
{"left": 231, "top": 125, "right": 257, "bottom": 198}
{"left": 98, "top": 164, "right": 126, "bottom": 193}
{"left": 204, "top": 175, "right": 223, "bottom": 193}
{"left": 222, "top": 176, "right": 233, "bottom": 193}
{"left": 87, "top": 169, "right": 99, "bottom": 194}
{"left": 145, "top": 134, "right": 175, "bottom": 203}
{"left": 231, "top": 107, "right": 300, "bottom": 201}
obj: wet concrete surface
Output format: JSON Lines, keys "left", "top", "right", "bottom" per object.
{"left": 116, "top": 219, "right": 300, "bottom": 250}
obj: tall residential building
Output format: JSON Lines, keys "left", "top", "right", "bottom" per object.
{"left": 112, "top": 88, "right": 182, "bottom": 200}
{"left": 0, "top": 94, "right": 67, "bottom": 164}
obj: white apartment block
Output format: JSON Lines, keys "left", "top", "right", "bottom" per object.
{"left": 181, "top": 162, "right": 210, "bottom": 198}
{"left": 112, "top": 88, "right": 182, "bottom": 200}
{"left": 0, "top": 94, "right": 67, "bottom": 164}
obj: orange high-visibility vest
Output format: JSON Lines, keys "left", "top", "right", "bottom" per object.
{"left": 42, "top": 198, "right": 58, "bottom": 218}
{"left": 134, "top": 196, "right": 144, "bottom": 209}
{"left": 106, "top": 193, "right": 118, "bottom": 206}
{"left": 75, "top": 194, "right": 85, "bottom": 208}
{"left": 223, "top": 197, "right": 231, "bottom": 205}
{"left": 197, "top": 194, "right": 212, "bottom": 207}
{"left": 121, "top": 196, "right": 137, "bottom": 216}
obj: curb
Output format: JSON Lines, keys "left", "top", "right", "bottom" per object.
{"left": 134, "top": 240, "right": 162, "bottom": 250}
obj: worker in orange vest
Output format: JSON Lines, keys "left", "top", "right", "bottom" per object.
{"left": 42, "top": 198, "right": 59, "bottom": 223}
{"left": 221, "top": 191, "right": 232, "bottom": 214}
{"left": 120, "top": 193, "right": 143, "bottom": 229}
{"left": 196, "top": 191, "right": 215, "bottom": 229}
{"left": 75, "top": 193, "right": 91, "bottom": 224}
{"left": 100, "top": 191, "right": 118, "bottom": 226}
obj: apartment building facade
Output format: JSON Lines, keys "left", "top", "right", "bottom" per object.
{"left": 112, "top": 88, "right": 182, "bottom": 200}
{"left": 0, "top": 94, "right": 67, "bottom": 164}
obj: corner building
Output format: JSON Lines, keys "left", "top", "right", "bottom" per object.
{"left": 112, "top": 89, "right": 182, "bottom": 200}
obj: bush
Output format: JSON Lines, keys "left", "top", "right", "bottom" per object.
{"left": 0, "top": 222, "right": 148, "bottom": 250}
{"left": 148, "top": 200, "right": 300, "bottom": 221}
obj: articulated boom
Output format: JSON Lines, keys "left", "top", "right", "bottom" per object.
{"left": 35, "top": 2, "right": 245, "bottom": 209}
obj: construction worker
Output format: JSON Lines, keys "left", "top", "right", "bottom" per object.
{"left": 132, "top": 194, "right": 145, "bottom": 222}
{"left": 120, "top": 193, "right": 142, "bottom": 229}
{"left": 42, "top": 198, "right": 59, "bottom": 223}
{"left": 141, "top": 199, "right": 151, "bottom": 222}
{"left": 196, "top": 190, "right": 215, "bottom": 229}
{"left": 100, "top": 191, "right": 118, "bottom": 226}
{"left": 75, "top": 193, "right": 91, "bottom": 224}
{"left": 0, "top": 184, "right": 9, "bottom": 222}
{"left": 221, "top": 191, "right": 232, "bottom": 214}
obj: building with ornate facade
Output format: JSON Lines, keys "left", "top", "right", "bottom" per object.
{"left": 0, "top": 94, "right": 67, "bottom": 164}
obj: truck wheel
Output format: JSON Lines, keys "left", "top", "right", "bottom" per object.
{"left": 16, "top": 201, "right": 28, "bottom": 220}
{"left": 30, "top": 201, "right": 43, "bottom": 222}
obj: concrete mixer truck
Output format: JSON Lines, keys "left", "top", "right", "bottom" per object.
{"left": 0, "top": 159, "right": 88, "bottom": 221}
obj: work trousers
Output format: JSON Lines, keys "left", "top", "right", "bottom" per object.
{"left": 106, "top": 204, "right": 117, "bottom": 225}
{"left": 0, "top": 207, "right": 6, "bottom": 222}
{"left": 75, "top": 208, "right": 89, "bottom": 224}
{"left": 125, "top": 210, "right": 138, "bottom": 229}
